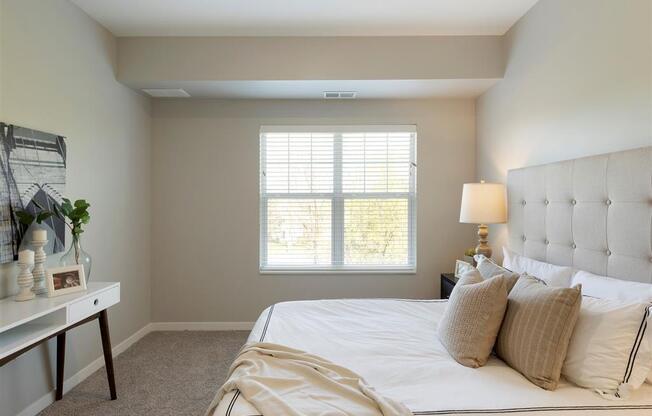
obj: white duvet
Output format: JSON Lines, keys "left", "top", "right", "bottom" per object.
{"left": 207, "top": 342, "right": 413, "bottom": 416}
{"left": 212, "top": 298, "right": 652, "bottom": 416}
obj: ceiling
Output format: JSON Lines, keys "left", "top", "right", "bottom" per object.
{"left": 137, "top": 79, "right": 500, "bottom": 99}
{"left": 72, "top": 0, "right": 538, "bottom": 37}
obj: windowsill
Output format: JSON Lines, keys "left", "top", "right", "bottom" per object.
{"left": 260, "top": 267, "right": 417, "bottom": 275}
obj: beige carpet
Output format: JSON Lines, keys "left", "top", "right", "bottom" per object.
{"left": 39, "top": 331, "right": 249, "bottom": 416}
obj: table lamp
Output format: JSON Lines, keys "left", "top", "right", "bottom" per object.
{"left": 459, "top": 181, "right": 507, "bottom": 258}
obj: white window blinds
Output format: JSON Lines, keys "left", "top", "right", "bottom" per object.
{"left": 260, "top": 126, "right": 417, "bottom": 272}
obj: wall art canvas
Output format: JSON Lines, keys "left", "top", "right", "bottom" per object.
{"left": 0, "top": 123, "right": 66, "bottom": 263}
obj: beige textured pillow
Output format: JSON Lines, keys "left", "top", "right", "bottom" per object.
{"left": 438, "top": 270, "right": 509, "bottom": 368}
{"left": 474, "top": 254, "right": 520, "bottom": 292}
{"left": 495, "top": 274, "right": 582, "bottom": 390}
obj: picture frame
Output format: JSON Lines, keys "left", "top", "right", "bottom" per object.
{"left": 454, "top": 259, "right": 474, "bottom": 277}
{"left": 46, "top": 265, "right": 86, "bottom": 297}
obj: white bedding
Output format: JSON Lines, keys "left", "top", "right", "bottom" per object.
{"left": 212, "top": 299, "right": 652, "bottom": 416}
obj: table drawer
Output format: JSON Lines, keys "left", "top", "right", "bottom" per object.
{"left": 68, "top": 286, "right": 120, "bottom": 324}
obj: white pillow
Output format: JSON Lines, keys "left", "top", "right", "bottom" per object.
{"left": 502, "top": 247, "right": 573, "bottom": 287}
{"left": 571, "top": 270, "right": 652, "bottom": 303}
{"left": 571, "top": 270, "right": 652, "bottom": 385}
{"left": 562, "top": 296, "right": 652, "bottom": 399}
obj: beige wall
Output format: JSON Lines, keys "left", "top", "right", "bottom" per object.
{"left": 118, "top": 35, "right": 504, "bottom": 85}
{"left": 151, "top": 98, "right": 476, "bottom": 322}
{"left": 0, "top": 1, "right": 151, "bottom": 415}
{"left": 476, "top": 0, "right": 652, "bottom": 259}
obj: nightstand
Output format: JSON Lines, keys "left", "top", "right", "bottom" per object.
{"left": 440, "top": 273, "right": 458, "bottom": 299}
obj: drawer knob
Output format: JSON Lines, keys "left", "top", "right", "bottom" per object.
{"left": 94, "top": 299, "right": 99, "bottom": 306}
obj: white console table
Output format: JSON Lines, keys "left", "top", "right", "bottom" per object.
{"left": 0, "top": 282, "right": 120, "bottom": 401}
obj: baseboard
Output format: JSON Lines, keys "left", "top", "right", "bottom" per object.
{"left": 16, "top": 323, "right": 153, "bottom": 416}
{"left": 150, "top": 321, "right": 255, "bottom": 331}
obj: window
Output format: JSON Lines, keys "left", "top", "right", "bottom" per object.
{"left": 260, "top": 125, "right": 417, "bottom": 272}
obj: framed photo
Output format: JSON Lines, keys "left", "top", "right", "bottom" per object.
{"left": 455, "top": 260, "right": 474, "bottom": 277}
{"left": 46, "top": 265, "right": 86, "bottom": 297}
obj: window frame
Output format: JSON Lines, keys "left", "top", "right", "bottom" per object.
{"left": 259, "top": 125, "right": 417, "bottom": 274}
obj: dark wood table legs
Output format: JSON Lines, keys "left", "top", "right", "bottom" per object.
{"left": 52, "top": 310, "right": 117, "bottom": 401}
{"left": 1, "top": 310, "right": 117, "bottom": 402}
{"left": 98, "top": 309, "right": 117, "bottom": 400}
{"left": 55, "top": 332, "right": 66, "bottom": 400}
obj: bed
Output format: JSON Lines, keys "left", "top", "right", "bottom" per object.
{"left": 211, "top": 146, "right": 652, "bottom": 416}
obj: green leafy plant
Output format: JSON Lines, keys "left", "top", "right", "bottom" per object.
{"left": 16, "top": 198, "right": 91, "bottom": 239}
{"left": 53, "top": 198, "right": 91, "bottom": 238}
{"left": 16, "top": 210, "right": 53, "bottom": 227}
{"left": 56, "top": 198, "right": 91, "bottom": 268}
{"left": 16, "top": 200, "right": 54, "bottom": 229}
{"left": 464, "top": 247, "right": 476, "bottom": 257}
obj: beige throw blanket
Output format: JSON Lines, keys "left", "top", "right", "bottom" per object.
{"left": 206, "top": 342, "right": 413, "bottom": 416}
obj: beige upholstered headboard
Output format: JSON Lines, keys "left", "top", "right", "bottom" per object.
{"left": 506, "top": 146, "right": 652, "bottom": 283}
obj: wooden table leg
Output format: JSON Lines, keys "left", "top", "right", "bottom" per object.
{"left": 56, "top": 332, "right": 66, "bottom": 400}
{"left": 98, "top": 310, "right": 117, "bottom": 400}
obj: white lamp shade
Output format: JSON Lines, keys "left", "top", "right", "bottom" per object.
{"left": 459, "top": 182, "right": 507, "bottom": 224}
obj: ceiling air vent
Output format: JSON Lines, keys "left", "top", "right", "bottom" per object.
{"left": 142, "top": 88, "right": 190, "bottom": 98}
{"left": 323, "top": 91, "right": 357, "bottom": 99}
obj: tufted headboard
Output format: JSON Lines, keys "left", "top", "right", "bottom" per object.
{"left": 506, "top": 146, "right": 652, "bottom": 283}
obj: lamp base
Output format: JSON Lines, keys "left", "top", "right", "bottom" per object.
{"left": 474, "top": 224, "right": 492, "bottom": 258}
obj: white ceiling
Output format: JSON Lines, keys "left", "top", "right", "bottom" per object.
{"left": 72, "top": 0, "right": 538, "bottom": 37}
{"left": 136, "top": 79, "right": 500, "bottom": 99}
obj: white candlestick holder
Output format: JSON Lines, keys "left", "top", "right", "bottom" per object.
{"left": 15, "top": 260, "right": 35, "bottom": 302}
{"left": 32, "top": 239, "right": 48, "bottom": 295}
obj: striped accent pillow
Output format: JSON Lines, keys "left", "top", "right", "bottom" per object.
{"left": 496, "top": 274, "right": 582, "bottom": 390}
{"left": 438, "top": 270, "right": 509, "bottom": 368}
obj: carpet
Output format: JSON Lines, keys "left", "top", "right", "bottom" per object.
{"left": 38, "top": 331, "right": 249, "bottom": 416}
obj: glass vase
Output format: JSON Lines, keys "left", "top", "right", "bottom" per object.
{"left": 60, "top": 235, "right": 92, "bottom": 282}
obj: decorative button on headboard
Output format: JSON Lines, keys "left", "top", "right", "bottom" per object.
{"left": 506, "top": 146, "right": 652, "bottom": 283}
